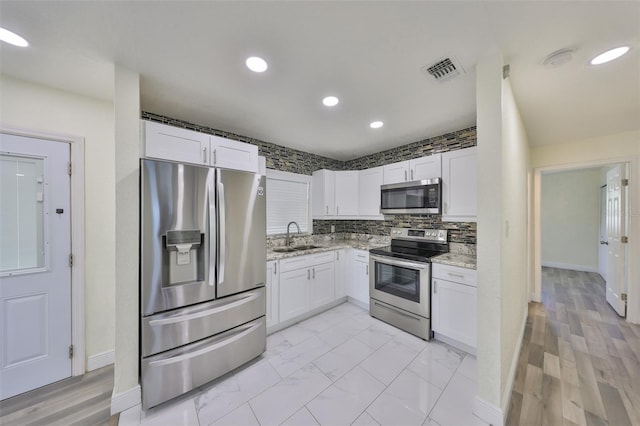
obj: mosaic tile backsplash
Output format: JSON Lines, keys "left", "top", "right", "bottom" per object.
{"left": 141, "top": 111, "right": 477, "bottom": 246}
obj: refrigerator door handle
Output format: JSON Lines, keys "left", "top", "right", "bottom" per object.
{"left": 208, "top": 171, "right": 216, "bottom": 287}
{"left": 217, "top": 173, "right": 226, "bottom": 286}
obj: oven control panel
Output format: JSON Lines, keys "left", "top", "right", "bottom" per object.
{"left": 390, "top": 227, "right": 447, "bottom": 243}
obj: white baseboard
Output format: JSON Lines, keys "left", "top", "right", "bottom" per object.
{"left": 473, "top": 396, "right": 503, "bottom": 426}
{"left": 433, "top": 332, "right": 476, "bottom": 356}
{"left": 111, "top": 385, "right": 141, "bottom": 415}
{"left": 87, "top": 350, "right": 114, "bottom": 371}
{"left": 501, "top": 306, "right": 528, "bottom": 420}
{"left": 541, "top": 261, "right": 598, "bottom": 273}
{"left": 347, "top": 296, "right": 369, "bottom": 310}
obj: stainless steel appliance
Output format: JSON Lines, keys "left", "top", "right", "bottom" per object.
{"left": 140, "top": 158, "right": 266, "bottom": 409}
{"left": 380, "top": 178, "right": 441, "bottom": 214}
{"left": 369, "top": 228, "right": 448, "bottom": 340}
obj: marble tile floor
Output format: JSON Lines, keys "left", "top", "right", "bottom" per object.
{"left": 120, "top": 302, "right": 486, "bottom": 426}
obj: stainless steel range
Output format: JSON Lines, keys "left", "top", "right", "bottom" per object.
{"left": 369, "top": 228, "right": 448, "bottom": 340}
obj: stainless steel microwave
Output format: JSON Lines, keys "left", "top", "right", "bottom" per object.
{"left": 380, "top": 178, "right": 441, "bottom": 214}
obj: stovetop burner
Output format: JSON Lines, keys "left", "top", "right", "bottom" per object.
{"left": 369, "top": 227, "right": 448, "bottom": 262}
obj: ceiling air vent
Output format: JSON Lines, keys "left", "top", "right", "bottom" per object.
{"left": 423, "top": 56, "right": 465, "bottom": 82}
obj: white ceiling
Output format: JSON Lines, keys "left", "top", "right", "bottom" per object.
{"left": 1, "top": 1, "right": 638, "bottom": 161}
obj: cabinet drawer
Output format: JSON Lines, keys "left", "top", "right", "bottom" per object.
{"left": 279, "top": 254, "right": 311, "bottom": 272}
{"left": 309, "top": 251, "right": 335, "bottom": 265}
{"left": 350, "top": 249, "right": 369, "bottom": 262}
{"left": 432, "top": 263, "right": 476, "bottom": 287}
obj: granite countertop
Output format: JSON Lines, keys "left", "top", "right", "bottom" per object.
{"left": 431, "top": 252, "right": 477, "bottom": 269}
{"left": 267, "top": 240, "right": 388, "bottom": 261}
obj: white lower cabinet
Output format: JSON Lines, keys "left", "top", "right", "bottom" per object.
{"left": 334, "top": 249, "right": 347, "bottom": 298}
{"left": 279, "top": 268, "right": 310, "bottom": 322}
{"left": 277, "top": 251, "right": 337, "bottom": 323}
{"left": 309, "top": 262, "right": 335, "bottom": 310}
{"left": 266, "top": 260, "right": 279, "bottom": 328}
{"left": 431, "top": 263, "right": 477, "bottom": 350}
{"left": 348, "top": 250, "right": 370, "bottom": 307}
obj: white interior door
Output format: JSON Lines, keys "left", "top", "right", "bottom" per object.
{"left": 598, "top": 185, "right": 608, "bottom": 280}
{"left": 0, "top": 133, "right": 72, "bottom": 400}
{"left": 605, "top": 165, "right": 627, "bottom": 317}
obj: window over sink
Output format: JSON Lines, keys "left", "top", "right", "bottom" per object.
{"left": 266, "top": 170, "right": 312, "bottom": 235}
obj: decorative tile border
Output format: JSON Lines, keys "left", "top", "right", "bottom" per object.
{"left": 141, "top": 111, "right": 476, "bottom": 245}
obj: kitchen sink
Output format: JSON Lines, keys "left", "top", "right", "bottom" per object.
{"left": 272, "top": 247, "right": 298, "bottom": 253}
{"left": 293, "top": 245, "right": 321, "bottom": 251}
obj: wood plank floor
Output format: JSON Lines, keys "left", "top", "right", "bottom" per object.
{"left": 0, "top": 364, "right": 117, "bottom": 426}
{"left": 506, "top": 267, "right": 640, "bottom": 426}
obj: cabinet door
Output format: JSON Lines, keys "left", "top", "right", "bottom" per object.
{"left": 310, "top": 262, "right": 335, "bottom": 309}
{"left": 279, "top": 268, "right": 310, "bottom": 322}
{"left": 210, "top": 135, "right": 258, "bottom": 173}
{"left": 334, "top": 250, "right": 347, "bottom": 299}
{"left": 312, "top": 170, "right": 336, "bottom": 218}
{"left": 358, "top": 167, "right": 383, "bottom": 217}
{"left": 266, "top": 261, "right": 279, "bottom": 328}
{"left": 348, "top": 250, "right": 370, "bottom": 305}
{"left": 143, "top": 120, "right": 208, "bottom": 165}
{"left": 410, "top": 154, "right": 441, "bottom": 181}
{"left": 442, "top": 147, "right": 477, "bottom": 222}
{"left": 432, "top": 278, "right": 477, "bottom": 348}
{"left": 335, "top": 171, "right": 359, "bottom": 216}
{"left": 382, "top": 161, "right": 409, "bottom": 184}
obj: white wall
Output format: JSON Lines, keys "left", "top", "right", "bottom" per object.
{"left": 475, "top": 52, "right": 530, "bottom": 424}
{"left": 111, "top": 65, "right": 141, "bottom": 413}
{"left": 541, "top": 168, "right": 602, "bottom": 272}
{"left": 0, "top": 75, "right": 116, "bottom": 363}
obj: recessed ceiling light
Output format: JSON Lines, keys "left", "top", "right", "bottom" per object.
{"left": 370, "top": 121, "right": 384, "bottom": 129}
{"left": 246, "top": 56, "right": 268, "bottom": 73}
{"left": 0, "top": 27, "right": 29, "bottom": 47}
{"left": 322, "top": 96, "right": 339, "bottom": 107}
{"left": 590, "top": 46, "right": 630, "bottom": 65}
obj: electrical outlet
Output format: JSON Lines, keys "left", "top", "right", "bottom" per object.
{"left": 331, "top": 225, "right": 335, "bottom": 233}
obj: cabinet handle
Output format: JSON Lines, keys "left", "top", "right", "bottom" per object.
{"left": 307, "top": 269, "right": 310, "bottom": 280}
{"left": 312, "top": 268, "right": 315, "bottom": 279}
{"left": 337, "top": 205, "right": 339, "bottom": 215}
{"left": 447, "top": 272, "right": 464, "bottom": 278}
{"left": 366, "top": 265, "right": 369, "bottom": 275}
{"left": 274, "top": 263, "right": 277, "bottom": 274}
{"left": 434, "top": 280, "right": 437, "bottom": 293}
{"left": 404, "top": 170, "right": 407, "bottom": 181}
{"left": 213, "top": 149, "right": 217, "bottom": 165}
{"left": 326, "top": 205, "right": 328, "bottom": 214}
{"left": 411, "top": 169, "right": 414, "bottom": 180}
{"left": 336, "top": 251, "right": 340, "bottom": 260}
{"left": 203, "top": 146, "right": 207, "bottom": 163}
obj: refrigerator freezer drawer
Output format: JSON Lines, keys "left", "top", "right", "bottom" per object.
{"left": 142, "top": 287, "right": 265, "bottom": 357}
{"left": 141, "top": 316, "right": 266, "bottom": 409}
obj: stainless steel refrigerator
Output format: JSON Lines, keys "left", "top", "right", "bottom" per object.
{"left": 140, "top": 158, "right": 266, "bottom": 409}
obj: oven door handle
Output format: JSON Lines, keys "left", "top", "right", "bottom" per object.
{"left": 370, "top": 255, "right": 428, "bottom": 270}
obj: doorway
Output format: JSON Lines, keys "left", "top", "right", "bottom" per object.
{"left": 533, "top": 160, "right": 636, "bottom": 323}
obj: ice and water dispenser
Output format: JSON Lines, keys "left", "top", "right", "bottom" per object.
{"left": 163, "top": 229, "right": 205, "bottom": 285}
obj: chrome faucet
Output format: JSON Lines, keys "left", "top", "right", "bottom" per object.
{"left": 286, "top": 221, "right": 301, "bottom": 247}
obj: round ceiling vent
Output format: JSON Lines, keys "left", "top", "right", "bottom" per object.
{"left": 542, "top": 48, "right": 575, "bottom": 68}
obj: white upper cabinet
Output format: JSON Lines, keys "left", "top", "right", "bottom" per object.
{"left": 358, "top": 166, "right": 383, "bottom": 218}
{"left": 312, "top": 169, "right": 336, "bottom": 218}
{"left": 441, "top": 147, "right": 477, "bottom": 222}
{"left": 142, "top": 120, "right": 258, "bottom": 172}
{"left": 143, "top": 120, "right": 209, "bottom": 165}
{"left": 410, "top": 154, "right": 441, "bottom": 181}
{"left": 209, "top": 134, "right": 258, "bottom": 173}
{"left": 382, "top": 160, "right": 410, "bottom": 184}
{"left": 334, "top": 171, "right": 359, "bottom": 216}
{"left": 382, "top": 154, "right": 441, "bottom": 184}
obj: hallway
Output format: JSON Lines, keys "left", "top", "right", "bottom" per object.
{"left": 506, "top": 267, "right": 640, "bottom": 425}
